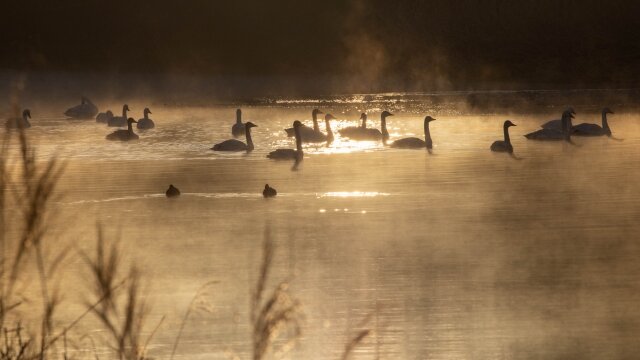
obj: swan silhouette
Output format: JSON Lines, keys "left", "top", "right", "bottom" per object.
{"left": 5, "top": 109, "right": 31, "bottom": 129}
{"left": 96, "top": 110, "right": 113, "bottom": 123}
{"left": 391, "top": 116, "right": 435, "bottom": 151}
{"left": 166, "top": 185, "right": 180, "bottom": 198}
{"left": 106, "top": 118, "right": 139, "bottom": 141}
{"left": 340, "top": 111, "right": 393, "bottom": 142}
{"left": 324, "top": 114, "right": 336, "bottom": 146}
{"left": 212, "top": 122, "right": 258, "bottom": 152}
{"left": 573, "top": 108, "right": 614, "bottom": 136}
{"left": 268, "top": 120, "right": 303, "bottom": 161}
{"left": 232, "top": 109, "right": 245, "bottom": 137}
{"left": 540, "top": 107, "right": 576, "bottom": 130}
{"left": 525, "top": 110, "right": 573, "bottom": 141}
{"left": 284, "top": 109, "right": 327, "bottom": 143}
{"left": 65, "top": 96, "right": 98, "bottom": 119}
{"left": 263, "top": 184, "right": 277, "bottom": 198}
{"left": 490, "top": 120, "right": 516, "bottom": 153}
{"left": 137, "top": 108, "right": 155, "bottom": 129}
{"left": 107, "top": 104, "right": 131, "bottom": 127}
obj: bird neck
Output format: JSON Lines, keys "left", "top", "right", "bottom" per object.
{"left": 127, "top": 122, "right": 134, "bottom": 133}
{"left": 381, "top": 117, "right": 389, "bottom": 143}
{"left": 361, "top": 116, "right": 367, "bottom": 128}
{"left": 424, "top": 121, "right": 432, "bottom": 143}
{"left": 294, "top": 127, "right": 303, "bottom": 151}
{"left": 122, "top": 107, "right": 128, "bottom": 118}
{"left": 325, "top": 120, "right": 334, "bottom": 144}
{"left": 144, "top": 111, "right": 149, "bottom": 120}
{"left": 602, "top": 112, "right": 610, "bottom": 132}
{"left": 312, "top": 112, "right": 319, "bottom": 132}
{"left": 245, "top": 127, "right": 254, "bottom": 150}
{"left": 503, "top": 124, "right": 511, "bottom": 144}
{"left": 236, "top": 111, "right": 242, "bottom": 124}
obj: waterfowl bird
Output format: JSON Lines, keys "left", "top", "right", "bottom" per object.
{"left": 490, "top": 120, "right": 516, "bottom": 153}
{"left": 324, "top": 114, "right": 336, "bottom": 146}
{"left": 340, "top": 112, "right": 392, "bottom": 141}
{"left": 267, "top": 120, "right": 303, "bottom": 161}
{"left": 106, "top": 118, "right": 139, "bottom": 141}
{"left": 5, "top": 109, "right": 32, "bottom": 129}
{"left": 212, "top": 122, "right": 257, "bottom": 152}
{"left": 263, "top": 184, "right": 277, "bottom": 198}
{"left": 96, "top": 110, "right": 113, "bottom": 123}
{"left": 573, "top": 107, "right": 614, "bottom": 136}
{"left": 540, "top": 107, "right": 576, "bottom": 130}
{"left": 137, "top": 108, "right": 155, "bottom": 129}
{"left": 231, "top": 109, "right": 245, "bottom": 137}
{"left": 166, "top": 184, "right": 180, "bottom": 198}
{"left": 64, "top": 97, "right": 98, "bottom": 119}
{"left": 284, "top": 109, "right": 326, "bottom": 143}
{"left": 525, "top": 110, "right": 573, "bottom": 141}
{"left": 339, "top": 113, "right": 368, "bottom": 138}
{"left": 107, "top": 104, "right": 131, "bottom": 127}
{"left": 390, "top": 116, "right": 435, "bottom": 151}
{"left": 379, "top": 111, "right": 393, "bottom": 144}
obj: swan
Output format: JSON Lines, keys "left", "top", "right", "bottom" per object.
{"left": 232, "top": 109, "right": 245, "bottom": 137}
{"left": 267, "top": 120, "right": 303, "bottom": 161}
{"left": 525, "top": 110, "right": 573, "bottom": 141}
{"left": 573, "top": 108, "right": 614, "bottom": 136}
{"left": 340, "top": 112, "right": 393, "bottom": 141}
{"left": 263, "top": 184, "right": 277, "bottom": 198}
{"left": 64, "top": 96, "right": 98, "bottom": 119}
{"left": 96, "top": 110, "right": 113, "bottom": 123}
{"left": 540, "top": 107, "right": 576, "bottom": 130}
{"left": 284, "top": 109, "right": 327, "bottom": 143}
{"left": 490, "top": 120, "right": 516, "bottom": 153}
{"left": 390, "top": 116, "right": 435, "bottom": 151}
{"left": 5, "top": 109, "right": 31, "bottom": 129}
{"left": 212, "top": 122, "right": 257, "bottom": 152}
{"left": 137, "top": 108, "right": 155, "bottom": 129}
{"left": 324, "top": 114, "right": 336, "bottom": 146}
{"left": 106, "top": 118, "right": 139, "bottom": 141}
{"left": 166, "top": 184, "right": 180, "bottom": 198}
{"left": 107, "top": 104, "right": 131, "bottom": 127}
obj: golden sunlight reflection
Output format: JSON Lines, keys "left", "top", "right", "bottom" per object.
{"left": 317, "top": 191, "right": 391, "bottom": 198}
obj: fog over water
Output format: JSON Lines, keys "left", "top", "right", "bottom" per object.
{"left": 3, "top": 91, "right": 640, "bottom": 359}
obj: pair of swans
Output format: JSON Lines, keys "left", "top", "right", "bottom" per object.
{"left": 65, "top": 97, "right": 98, "bottom": 119}
{"left": 99, "top": 105, "right": 155, "bottom": 129}
{"left": 283, "top": 109, "right": 329, "bottom": 143}
{"left": 5, "top": 109, "right": 32, "bottom": 129}
{"left": 339, "top": 111, "right": 394, "bottom": 143}
{"left": 540, "top": 107, "right": 616, "bottom": 137}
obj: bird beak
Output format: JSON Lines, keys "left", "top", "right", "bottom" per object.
{"left": 148, "top": 110, "right": 152, "bottom": 114}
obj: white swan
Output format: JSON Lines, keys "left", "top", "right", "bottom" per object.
{"left": 107, "top": 104, "right": 131, "bottom": 127}
{"left": 390, "top": 116, "right": 435, "bottom": 151}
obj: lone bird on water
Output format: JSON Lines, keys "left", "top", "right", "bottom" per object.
{"left": 166, "top": 185, "right": 180, "bottom": 198}
{"left": 263, "top": 184, "right": 277, "bottom": 198}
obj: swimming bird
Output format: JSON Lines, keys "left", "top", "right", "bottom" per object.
{"left": 324, "top": 114, "right": 336, "bottom": 146}
{"left": 263, "top": 184, "right": 277, "bottom": 198}
{"left": 106, "top": 118, "right": 139, "bottom": 141}
{"left": 340, "top": 112, "right": 392, "bottom": 141}
{"left": 540, "top": 107, "right": 576, "bottom": 130}
{"left": 284, "top": 109, "right": 326, "bottom": 143}
{"left": 525, "top": 110, "right": 573, "bottom": 141}
{"left": 5, "top": 109, "right": 32, "bottom": 129}
{"left": 107, "top": 104, "right": 131, "bottom": 127}
{"left": 379, "top": 111, "right": 393, "bottom": 144}
{"left": 64, "top": 96, "right": 98, "bottom": 119}
{"left": 339, "top": 113, "right": 367, "bottom": 138}
{"left": 232, "top": 109, "right": 245, "bottom": 137}
{"left": 490, "top": 120, "right": 517, "bottom": 153}
{"left": 212, "top": 122, "right": 258, "bottom": 152}
{"left": 267, "top": 120, "right": 303, "bottom": 161}
{"left": 391, "top": 116, "right": 435, "bottom": 151}
{"left": 96, "top": 110, "right": 113, "bottom": 123}
{"left": 166, "top": 184, "right": 180, "bottom": 198}
{"left": 137, "top": 108, "right": 155, "bottom": 129}
{"left": 572, "top": 107, "right": 614, "bottom": 137}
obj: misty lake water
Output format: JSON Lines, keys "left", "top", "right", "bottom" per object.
{"left": 4, "top": 94, "right": 640, "bottom": 359}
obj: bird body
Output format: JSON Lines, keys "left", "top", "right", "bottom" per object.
{"left": 108, "top": 104, "right": 131, "bottom": 127}
{"left": 96, "top": 110, "right": 113, "bottom": 123}
{"left": 268, "top": 120, "right": 303, "bottom": 160}
{"left": 490, "top": 120, "right": 516, "bottom": 153}
{"left": 391, "top": 115, "right": 434, "bottom": 150}
{"left": 137, "top": 108, "right": 155, "bottom": 129}
{"left": 540, "top": 107, "right": 576, "bottom": 130}
{"left": 232, "top": 109, "right": 245, "bottom": 137}
{"left": 340, "top": 111, "right": 393, "bottom": 142}
{"left": 5, "top": 109, "right": 31, "bottom": 129}
{"left": 263, "top": 184, "right": 277, "bottom": 198}
{"left": 106, "top": 118, "right": 139, "bottom": 141}
{"left": 284, "top": 109, "right": 326, "bottom": 143}
{"left": 65, "top": 97, "right": 98, "bottom": 119}
{"left": 212, "top": 122, "right": 257, "bottom": 152}
{"left": 525, "top": 110, "right": 572, "bottom": 141}
{"left": 166, "top": 185, "right": 180, "bottom": 198}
